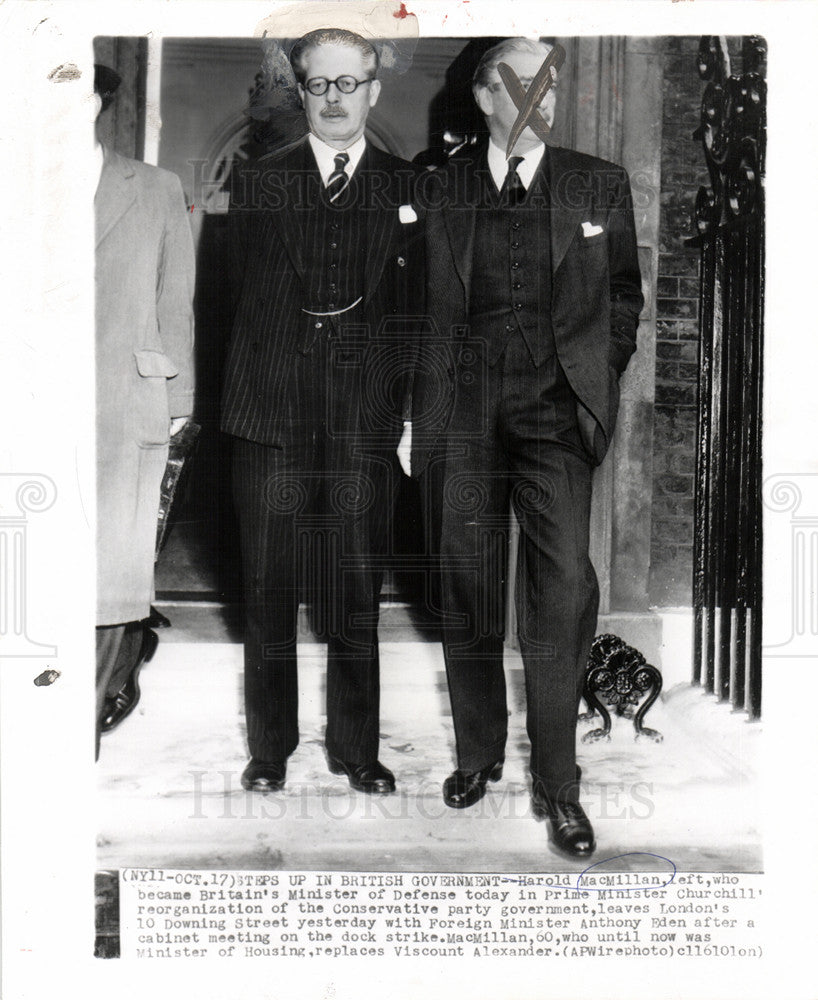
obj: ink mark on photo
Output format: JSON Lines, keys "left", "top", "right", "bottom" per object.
{"left": 502, "top": 852, "right": 677, "bottom": 893}
{"left": 578, "top": 852, "right": 677, "bottom": 891}
{"left": 499, "top": 44, "right": 565, "bottom": 156}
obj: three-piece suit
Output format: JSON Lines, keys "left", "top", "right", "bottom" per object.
{"left": 411, "top": 143, "right": 643, "bottom": 801}
{"left": 222, "top": 136, "right": 424, "bottom": 764}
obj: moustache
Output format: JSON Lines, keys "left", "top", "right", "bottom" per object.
{"left": 320, "top": 107, "right": 348, "bottom": 118}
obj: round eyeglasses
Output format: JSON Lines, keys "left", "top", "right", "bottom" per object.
{"left": 304, "top": 76, "right": 374, "bottom": 97}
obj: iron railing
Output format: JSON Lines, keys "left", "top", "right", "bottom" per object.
{"left": 691, "top": 35, "right": 766, "bottom": 718}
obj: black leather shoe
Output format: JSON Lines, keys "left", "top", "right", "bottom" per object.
{"left": 99, "top": 627, "right": 159, "bottom": 733}
{"left": 146, "top": 605, "right": 171, "bottom": 629}
{"left": 241, "top": 758, "right": 287, "bottom": 792}
{"left": 327, "top": 755, "right": 395, "bottom": 794}
{"left": 532, "top": 787, "right": 596, "bottom": 857}
{"left": 442, "top": 760, "right": 504, "bottom": 809}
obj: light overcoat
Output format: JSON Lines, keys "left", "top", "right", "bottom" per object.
{"left": 95, "top": 147, "right": 195, "bottom": 625}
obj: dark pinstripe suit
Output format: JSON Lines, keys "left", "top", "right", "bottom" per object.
{"left": 222, "top": 136, "right": 424, "bottom": 764}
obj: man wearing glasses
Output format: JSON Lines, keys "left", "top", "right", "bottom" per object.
{"left": 410, "top": 38, "right": 643, "bottom": 856}
{"left": 223, "top": 28, "right": 423, "bottom": 797}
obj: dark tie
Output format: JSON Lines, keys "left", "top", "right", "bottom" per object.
{"left": 500, "top": 155, "right": 525, "bottom": 207}
{"left": 326, "top": 151, "right": 350, "bottom": 203}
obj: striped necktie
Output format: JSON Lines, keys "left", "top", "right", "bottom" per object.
{"left": 500, "top": 155, "right": 525, "bottom": 207}
{"left": 326, "top": 151, "right": 350, "bottom": 203}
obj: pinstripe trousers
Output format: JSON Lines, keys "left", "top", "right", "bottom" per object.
{"left": 231, "top": 335, "right": 397, "bottom": 764}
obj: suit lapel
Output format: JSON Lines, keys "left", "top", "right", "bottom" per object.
{"left": 266, "top": 139, "right": 311, "bottom": 280}
{"left": 95, "top": 148, "right": 136, "bottom": 247}
{"left": 441, "top": 152, "right": 482, "bottom": 301}
{"left": 548, "top": 145, "right": 584, "bottom": 274}
{"left": 361, "top": 145, "right": 399, "bottom": 306}
{"left": 438, "top": 146, "right": 583, "bottom": 296}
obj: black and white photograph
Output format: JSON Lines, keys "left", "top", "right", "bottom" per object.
{"left": 1, "top": 2, "right": 817, "bottom": 999}
{"left": 92, "top": 21, "right": 758, "bottom": 869}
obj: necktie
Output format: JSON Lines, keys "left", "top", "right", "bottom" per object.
{"left": 326, "top": 151, "right": 350, "bottom": 203}
{"left": 500, "top": 155, "right": 525, "bottom": 207}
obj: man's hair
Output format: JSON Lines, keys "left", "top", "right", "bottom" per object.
{"left": 472, "top": 37, "right": 553, "bottom": 93}
{"left": 94, "top": 63, "right": 122, "bottom": 114}
{"left": 289, "top": 28, "right": 379, "bottom": 85}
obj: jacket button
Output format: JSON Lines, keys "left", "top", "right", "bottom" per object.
{"left": 514, "top": 303, "right": 523, "bottom": 311}
{"left": 511, "top": 262, "right": 520, "bottom": 270}
{"left": 512, "top": 221, "right": 520, "bottom": 230}
{"left": 397, "top": 256, "right": 406, "bottom": 267}
{"left": 314, "top": 321, "right": 323, "bottom": 330}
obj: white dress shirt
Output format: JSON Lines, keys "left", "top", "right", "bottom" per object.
{"left": 308, "top": 133, "right": 367, "bottom": 186}
{"left": 486, "top": 138, "right": 546, "bottom": 193}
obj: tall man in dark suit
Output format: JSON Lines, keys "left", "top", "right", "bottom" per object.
{"left": 223, "top": 29, "right": 422, "bottom": 795}
{"left": 409, "top": 38, "right": 643, "bottom": 855}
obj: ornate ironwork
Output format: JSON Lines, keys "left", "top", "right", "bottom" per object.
{"left": 580, "top": 634, "right": 663, "bottom": 743}
{"left": 693, "top": 36, "right": 766, "bottom": 237}
{"left": 691, "top": 37, "right": 765, "bottom": 719}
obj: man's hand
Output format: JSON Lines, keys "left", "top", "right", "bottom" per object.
{"left": 397, "top": 421, "right": 412, "bottom": 477}
{"left": 575, "top": 403, "right": 599, "bottom": 461}
{"left": 169, "top": 416, "right": 188, "bottom": 438}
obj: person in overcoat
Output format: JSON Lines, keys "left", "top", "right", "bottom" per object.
{"left": 94, "top": 70, "right": 195, "bottom": 753}
{"left": 408, "top": 38, "right": 643, "bottom": 856}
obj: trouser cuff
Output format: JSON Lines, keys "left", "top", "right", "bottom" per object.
{"left": 531, "top": 768, "right": 582, "bottom": 806}
{"left": 324, "top": 740, "right": 379, "bottom": 765}
{"left": 248, "top": 740, "right": 298, "bottom": 763}
{"left": 458, "top": 736, "right": 506, "bottom": 775}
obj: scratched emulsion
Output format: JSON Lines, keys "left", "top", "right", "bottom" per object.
{"left": 33, "top": 668, "right": 61, "bottom": 687}
{"left": 253, "top": 1, "right": 419, "bottom": 64}
{"left": 47, "top": 63, "right": 82, "bottom": 83}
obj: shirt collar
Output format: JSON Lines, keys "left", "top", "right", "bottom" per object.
{"left": 308, "top": 133, "right": 367, "bottom": 186}
{"left": 487, "top": 138, "right": 546, "bottom": 193}
{"left": 93, "top": 141, "right": 105, "bottom": 193}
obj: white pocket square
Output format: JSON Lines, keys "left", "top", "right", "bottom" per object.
{"left": 582, "top": 221, "right": 604, "bottom": 237}
{"left": 399, "top": 204, "right": 418, "bottom": 224}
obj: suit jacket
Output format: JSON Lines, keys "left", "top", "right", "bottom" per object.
{"left": 96, "top": 147, "right": 195, "bottom": 625}
{"left": 221, "top": 136, "right": 425, "bottom": 448}
{"left": 411, "top": 143, "right": 643, "bottom": 471}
